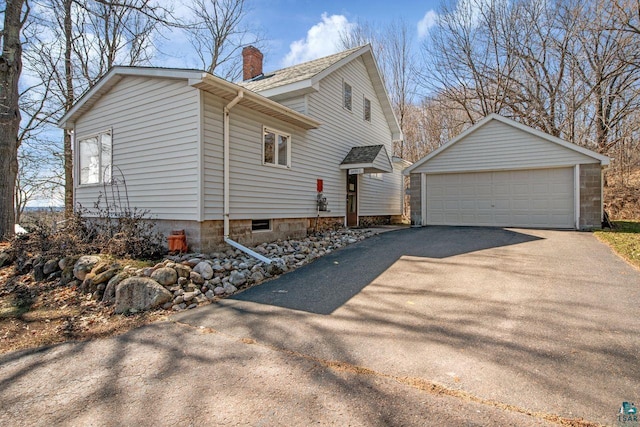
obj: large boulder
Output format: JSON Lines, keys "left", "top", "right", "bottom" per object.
{"left": 150, "top": 267, "right": 178, "bottom": 286}
{"left": 73, "top": 256, "right": 101, "bottom": 281}
{"left": 193, "top": 262, "right": 214, "bottom": 280}
{"left": 115, "top": 277, "right": 173, "bottom": 314}
{"left": 102, "top": 272, "right": 131, "bottom": 304}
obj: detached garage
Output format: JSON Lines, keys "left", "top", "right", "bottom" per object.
{"left": 405, "top": 114, "right": 610, "bottom": 230}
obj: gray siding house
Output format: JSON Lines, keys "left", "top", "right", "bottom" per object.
{"left": 405, "top": 114, "right": 610, "bottom": 230}
{"left": 58, "top": 45, "right": 406, "bottom": 252}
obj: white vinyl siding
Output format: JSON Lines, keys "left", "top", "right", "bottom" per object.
{"left": 309, "top": 57, "right": 400, "bottom": 218}
{"left": 278, "top": 96, "right": 307, "bottom": 114}
{"left": 74, "top": 76, "right": 200, "bottom": 220}
{"left": 411, "top": 119, "right": 599, "bottom": 174}
{"left": 425, "top": 168, "right": 574, "bottom": 228}
{"left": 360, "top": 163, "right": 404, "bottom": 216}
{"left": 202, "top": 93, "right": 225, "bottom": 219}
{"left": 215, "top": 56, "right": 401, "bottom": 220}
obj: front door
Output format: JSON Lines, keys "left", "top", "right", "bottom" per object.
{"left": 347, "top": 172, "right": 358, "bottom": 227}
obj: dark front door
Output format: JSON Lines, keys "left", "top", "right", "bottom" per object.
{"left": 347, "top": 172, "right": 358, "bottom": 227}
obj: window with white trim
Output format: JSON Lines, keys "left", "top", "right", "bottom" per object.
{"left": 79, "top": 130, "right": 112, "bottom": 185}
{"left": 343, "top": 81, "right": 352, "bottom": 111}
{"left": 368, "top": 173, "right": 383, "bottom": 180}
{"left": 364, "top": 97, "right": 371, "bottom": 122}
{"left": 263, "top": 127, "right": 290, "bottom": 168}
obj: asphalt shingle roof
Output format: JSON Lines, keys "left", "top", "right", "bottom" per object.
{"left": 340, "top": 145, "right": 384, "bottom": 165}
{"left": 238, "top": 46, "right": 363, "bottom": 92}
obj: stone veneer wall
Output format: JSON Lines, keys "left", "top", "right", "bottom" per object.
{"left": 579, "top": 164, "right": 603, "bottom": 230}
{"left": 409, "top": 173, "right": 422, "bottom": 226}
{"left": 155, "top": 216, "right": 347, "bottom": 253}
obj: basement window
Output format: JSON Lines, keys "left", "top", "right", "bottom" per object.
{"left": 252, "top": 219, "right": 271, "bottom": 231}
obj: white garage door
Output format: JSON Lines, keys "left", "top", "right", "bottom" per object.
{"left": 426, "top": 168, "right": 574, "bottom": 228}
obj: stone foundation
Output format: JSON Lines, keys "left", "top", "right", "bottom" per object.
{"left": 579, "top": 164, "right": 603, "bottom": 230}
{"left": 409, "top": 173, "right": 422, "bottom": 226}
{"left": 307, "top": 216, "right": 344, "bottom": 233}
{"left": 155, "top": 216, "right": 347, "bottom": 253}
{"left": 358, "top": 215, "right": 391, "bottom": 227}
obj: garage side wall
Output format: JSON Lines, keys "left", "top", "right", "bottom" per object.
{"left": 410, "top": 173, "right": 422, "bottom": 226}
{"left": 579, "top": 164, "right": 602, "bottom": 229}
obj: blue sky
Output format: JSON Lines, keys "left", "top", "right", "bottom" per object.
{"left": 160, "top": 0, "right": 442, "bottom": 72}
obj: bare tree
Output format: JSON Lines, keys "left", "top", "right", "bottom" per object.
{"left": 0, "top": 0, "right": 30, "bottom": 239}
{"left": 186, "top": 0, "right": 263, "bottom": 80}
{"left": 19, "top": 0, "right": 170, "bottom": 215}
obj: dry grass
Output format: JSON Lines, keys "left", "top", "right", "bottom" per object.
{"left": 594, "top": 221, "right": 640, "bottom": 270}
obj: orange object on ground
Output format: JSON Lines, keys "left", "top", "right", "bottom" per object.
{"left": 168, "top": 230, "right": 187, "bottom": 253}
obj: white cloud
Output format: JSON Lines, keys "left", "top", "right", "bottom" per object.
{"left": 282, "top": 13, "right": 356, "bottom": 67}
{"left": 417, "top": 10, "right": 438, "bottom": 39}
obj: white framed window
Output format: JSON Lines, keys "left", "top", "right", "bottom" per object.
{"left": 78, "top": 130, "right": 112, "bottom": 185}
{"left": 363, "top": 97, "right": 371, "bottom": 122}
{"left": 368, "top": 173, "right": 383, "bottom": 180}
{"left": 343, "top": 80, "right": 352, "bottom": 111}
{"left": 263, "top": 127, "right": 291, "bottom": 168}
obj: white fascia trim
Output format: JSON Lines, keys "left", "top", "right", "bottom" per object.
{"left": 257, "top": 79, "right": 318, "bottom": 98}
{"left": 404, "top": 114, "right": 610, "bottom": 174}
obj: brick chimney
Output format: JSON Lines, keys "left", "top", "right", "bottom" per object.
{"left": 242, "top": 46, "right": 263, "bottom": 81}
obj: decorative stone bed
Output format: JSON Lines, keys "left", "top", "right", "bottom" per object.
{"left": 9, "top": 228, "right": 382, "bottom": 314}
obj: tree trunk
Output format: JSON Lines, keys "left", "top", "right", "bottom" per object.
{"left": 0, "top": 0, "right": 26, "bottom": 240}
{"left": 64, "top": 0, "right": 74, "bottom": 217}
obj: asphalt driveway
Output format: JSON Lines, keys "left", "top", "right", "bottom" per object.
{"left": 176, "top": 226, "right": 640, "bottom": 425}
{"left": 2, "top": 226, "right": 639, "bottom": 426}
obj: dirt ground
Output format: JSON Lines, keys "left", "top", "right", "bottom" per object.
{"left": 0, "top": 263, "right": 167, "bottom": 354}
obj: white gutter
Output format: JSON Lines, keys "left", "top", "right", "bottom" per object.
{"left": 223, "top": 90, "right": 272, "bottom": 265}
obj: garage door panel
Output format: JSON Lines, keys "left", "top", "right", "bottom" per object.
{"left": 426, "top": 168, "right": 574, "bottom": 228}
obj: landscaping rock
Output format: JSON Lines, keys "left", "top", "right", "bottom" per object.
{"left": 251, "top": 271, "right": 264, "bottom": 283}
{"left": 93, "top": 268, "right": 119, "bottom": 285}
{"left": 173, "top": 264, "right": 191, "bottom": 278}
{"left": 190, "top": 271, "right": 205, "bottom": 285}
{"left": 150, "top": 267, "right": 178, "bottom": 286}
{"left": 102, "top": 272, "right": 130, "bottom": 304}
{"left": 223, "top": 283, "right": 237, "bottom": 295}
{"left": 229, "top": 271, "right": 246, "bottom": 286}
{"left": 213, "top": 286, "right": 225, "bottom": 296}
{"left": 193, "top": 261, "right": 214, "bottom": 280}
{"left": 114, "top": 277, "right": 173, "bottom": 314}
{"left": 43, "top": 259, "right": 59, "bottom": 275}
{"left": 73, "top": 256, "right": 101, "bottom": 281}
{"left": 0, "top": 251, "right": 13, "bottom": 268}
{"left": 33, "top": 263, "right": 46, "bottom": 282}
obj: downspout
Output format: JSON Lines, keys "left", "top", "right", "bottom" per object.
{"left": 223, "top": 90, "right": 272, "bottom": 265}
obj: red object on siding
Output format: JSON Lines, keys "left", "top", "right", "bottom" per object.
{"left": 168, "top": 230, "right": 187, "bottom": 253}
{"left": 317, "top": 179, "right": 323, "bottom": 192}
